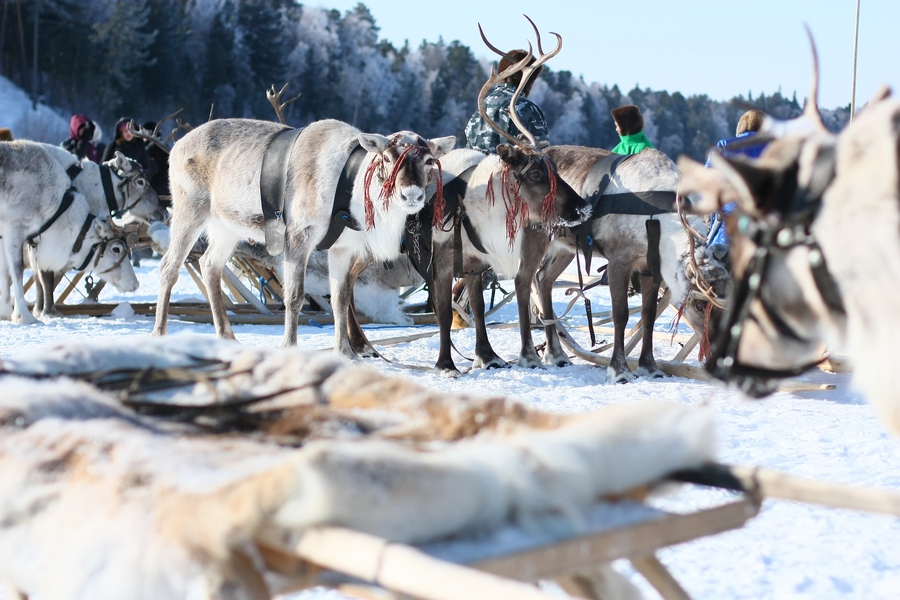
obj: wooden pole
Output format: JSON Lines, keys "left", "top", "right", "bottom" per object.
{"left": 293, "top": 527, "right": 569, "bottom": 600}
{"left": 850, "top": 0, "right": 861, "bottom": 120}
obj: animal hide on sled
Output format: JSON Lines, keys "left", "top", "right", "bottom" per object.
{"left": 0, "top": 334, "right": 716, "bottom": 599}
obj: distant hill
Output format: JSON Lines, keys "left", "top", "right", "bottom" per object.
{"left": 0, "top": 75, "right": 70, "bottom": 144}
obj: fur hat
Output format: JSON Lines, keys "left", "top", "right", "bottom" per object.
{"left": 736, "top": 109, "right": 765, "bottom": 136}
{"left": 498, "top": 49, "right": 542, "bottom": 94}
{"left": 0, "top": 128, "right": 12, "bottom": 142}
{"left": 611, "top": 105, "right": 644, "bottom": 136}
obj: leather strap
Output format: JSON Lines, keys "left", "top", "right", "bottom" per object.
{"left": 26, "top": 188, "right": 77, "bottom": 247}
{"left": 260, "top": 127, "right": 303, "bottom": 255}
{"left": 316, "top": 144, "right": 366, "bottom": 251}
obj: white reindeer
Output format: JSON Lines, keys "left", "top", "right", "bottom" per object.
{"left": 153, "top": 118, "right": 455, "bottom": 352}
{"left": 0, "top": 141, "right": 138, "bottom": 323}
{"left": 677, "top": 35, "right": 900, "bottom": 434}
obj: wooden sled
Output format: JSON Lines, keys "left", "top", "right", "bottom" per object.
{"left": 256, "top": 475, "right": 761, "bottom": 600}
{"left": 249, "top": 460, "right": 900, "bottom": 600}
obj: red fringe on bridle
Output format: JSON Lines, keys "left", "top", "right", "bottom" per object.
{"left": 669, "top": 301, "right": 714, "bottom": 365}
{"left": 541, "top": 159, "right": 558, "bottom": 226}
{"left": 431, "top": 159, "right": 445, "bottom": 229}
{"left": 362, "top": 145, "right": 415, "bottom": 230}
{"left": 501, "top": 163, "right": 528, "bottom": 247}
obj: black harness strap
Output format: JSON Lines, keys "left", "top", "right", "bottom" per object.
{"left": 316, "top": 144, "right": 366, "bottom": 251}
{"left": 260, "top": 127, "right": 304, "bottom": 255}
{"left": 71, "top": 213, "right": 95, "bottom": 254}
{"left": 591, "top": 190, "right": 678, "bottom": 219}
{"left": 26, "top": 188, "right": 77, "bottom": 247}
{"left": 66, "top": 163, "right": 83, "bottom": 182}
{"left": 99, "top": 164, "right": 119, "bottom": 215}
{"left": 645, "top": 219, "right": 662, "bottom": 285}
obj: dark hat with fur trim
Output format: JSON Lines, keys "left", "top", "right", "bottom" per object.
{"left": 611, "top": 105, "right": 644, "bottom": 136}
{"left": 0, "top": 128, "right": 12, "bottom": 142}
{"left": 498, "top": 49, "right": 543, "bottom": 94}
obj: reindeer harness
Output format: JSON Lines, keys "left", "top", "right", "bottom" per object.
{"left": 259, "top": 127, "right": 304, "bottom": 255}
{"left": 707, "top": 153, "right": 845, "bottom": 395}
{"left": 570, "top": 153, "right": 677, "bottom": 284}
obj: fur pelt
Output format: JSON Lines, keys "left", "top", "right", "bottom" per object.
{"left": 0, "top": 335, "right": 717, "bottom": 599}
{"left": 611, "top": 105, "right": 644, "bottom": 136}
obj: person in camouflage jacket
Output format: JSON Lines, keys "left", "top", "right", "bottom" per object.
{"left": 465, "top": 49, "right": 549, "bottom": 153}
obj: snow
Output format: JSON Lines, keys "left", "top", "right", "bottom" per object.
{"left": 1, "top": 257, "right": 898, "bottom": 600}
{"left": 2, "top": 75, "right": 898, "bottom": 600}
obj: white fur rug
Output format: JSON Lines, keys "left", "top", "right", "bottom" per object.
{"left": 0, "top": 334, "right": 716, "bottom": 599}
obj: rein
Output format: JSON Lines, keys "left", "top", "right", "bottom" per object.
{"left": 707, "top": 206, "right": 844, "bottom": 384}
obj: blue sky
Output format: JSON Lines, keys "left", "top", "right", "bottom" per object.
{"left": 321, "top": 0, "right": 898, "bottom": 110}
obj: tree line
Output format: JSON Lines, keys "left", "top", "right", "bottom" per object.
{"left": 2, "top": 0, "right": 850, "bottom": 161}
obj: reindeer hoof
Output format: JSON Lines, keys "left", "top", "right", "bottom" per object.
{"left": 473, "top": 357, "right": 508, "bottom": 370}
{"left": 439, "top": 368, "right": 461, "bottom": 379}
{"left": 517, "top": 356, "right": 545, "bottom": 369}
{"left": 637, "top": 366, "right": 666, "bottom": 379}
{"left": 606, "top": 366, "right": 636, "bottom": 384}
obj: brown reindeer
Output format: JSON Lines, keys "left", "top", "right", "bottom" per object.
{"left": 424, "top": 23, "right": 592, "bottom": 374}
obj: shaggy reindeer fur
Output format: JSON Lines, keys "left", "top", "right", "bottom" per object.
{"left": 0, "top": 335, "right": 716, "bottom": 599}
{"left": 538, "top": 146, "right": 730, "bottom": 382}
{"left": 429, "top": 147, "right": 591, "bottom": 373}
{"left": 0, "top": 141, "right": 138, "bottom": 323}
{"left": 153, "top": 118, "right": 454, "bottom": 354}
{"left": 679, "top": 90, "right": 900, "bottom": 434}
{"left": 234, "top": 240, "right": 424, "bottom": 325}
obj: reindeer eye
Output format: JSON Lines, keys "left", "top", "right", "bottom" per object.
{"left": 383, "top": 153, "right": 393, "bottom": 164}
{"left": 528, "top": 168, "right": 544, "bottom": 182}
{"left": 425, "top": 157, "right": 434, "bottom": 167}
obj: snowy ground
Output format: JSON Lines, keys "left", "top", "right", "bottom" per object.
{"left": 1, "top": 258, "right": 898, "bottom": 600}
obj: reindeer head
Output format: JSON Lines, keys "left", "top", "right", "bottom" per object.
{"left": 107, "top": 151, "right": 168, "bottom": 224}
{"left": 677, "top": 29, "right": 846, "bottom": 397}
{"left": 359, "top": 131, "right": 456, "bottom": 229}
{"left": 478, "top": 16, "right": 590, "bottom": 243}
{"left": 81, "top": 217, "right": 138, "bottom": 293}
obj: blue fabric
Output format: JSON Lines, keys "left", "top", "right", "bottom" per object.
{"left": 705, "top": 132, "right": 769, "bottom": 245}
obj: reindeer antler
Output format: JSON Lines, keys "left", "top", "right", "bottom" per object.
{"left": 477, "top": 15, "right": 562, "bottom": 151}
{"left": 126, "top": 108, "right": 184, "bottom": 155}
{"left": 267, "top": 83, "right": 301, "bottom": 126}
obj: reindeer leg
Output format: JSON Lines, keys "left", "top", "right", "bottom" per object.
{"left": 536, "top": 248, "right": 574, "bottom": 367}
{"left": 607, "top": 260, "right": 636, "bottom": 383}
{"left": 0, "top": 249, "right": 12, "bottom": 320}
{"left": 637, "top": 273, "right": 664, "bottom": 378}
{"left": 5, "top": 234, "right": 38, "bottom": 325}
{"left": 38, "top": 270, "right": 59, "bottom": 317}
{"left": 328, "top": 247, "right": 360, "bottom": 359}
{"left": 199, "top": 223, "right": 241, "bottom": 340}
{"left": 153, "top": 193, "right": 208, "bottom": 337}
{"left": 280, "top": 229, "right": 313, "bottom": 347}
{"left": 431, "top": 240, "right": 459, "bottom": 374}
{"left": 515, "top": 228, "right": 550, "bottom": 368}
{"left": 468, "top": 265, "right": 507, "bottom": 370}
{"left": 347, "top": 256, "right": 378, "bottom": 357}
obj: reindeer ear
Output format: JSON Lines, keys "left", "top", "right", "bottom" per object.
{"left": 495, "top": 144, "right": 527, "bottom": 169}
{"left": 427, "top": 136, "right": 456, "bottom": 159}
{"left": 677, "top": 156, "right": 750, "bottom": 214}
{"left": 114, "top": 151, "right": 129, "bottom": 171}
{"left": 358, "top": 133, "right": 390, "bottom": 154}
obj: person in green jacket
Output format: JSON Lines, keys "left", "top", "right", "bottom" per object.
{"left": 611, "top": 104, "right": 654, "bottom": 154}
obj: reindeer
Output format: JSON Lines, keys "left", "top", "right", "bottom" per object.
{"left": 677, "top": 32, "right": 900, "bottom": 435}
{"left": 531, "top": 145, "right": 730, "bottom": 383}
{"left": 28, "top": 143, "right": 167, "bottom": 316}
{"left": 0, "top": 141, "right": 138, "bottom": 323}
{"left": 153, "top": 118, "right": 455, "bottom": 352}
{"left": 423, "top": 25, "right": 592, "bottom": 374}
